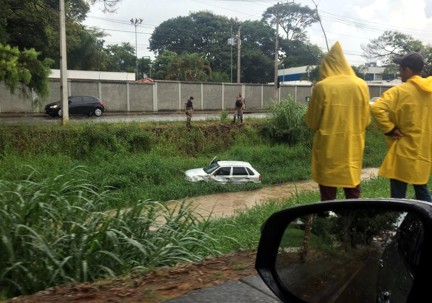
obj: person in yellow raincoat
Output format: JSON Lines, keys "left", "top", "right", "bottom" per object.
{"left": 371, "top": 52, "right": 432, "bottom": 202}
{"left": 306, "top": 42, "right": 370, "bottom": 201}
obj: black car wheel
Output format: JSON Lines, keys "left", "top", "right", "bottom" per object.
{"left": 58, "top": 109, "right": 62, "bottom": 117}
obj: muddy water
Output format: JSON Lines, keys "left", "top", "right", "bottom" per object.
{"left": 167, "top": 168, "right": 379, "bottom": 219}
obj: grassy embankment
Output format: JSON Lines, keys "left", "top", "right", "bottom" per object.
{"left": 0, "top": 107, "right": 400, "bottom": 298}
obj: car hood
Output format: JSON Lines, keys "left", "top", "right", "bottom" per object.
{"left": 45, "top": 101, "right": 61, "bottom": 107}
{"left": 185, "top": 168, "right": 207, "bottom": 177}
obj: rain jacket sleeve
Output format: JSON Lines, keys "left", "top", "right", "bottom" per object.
{"left": 306, "top": 42, "right": 370, "bottom": 188}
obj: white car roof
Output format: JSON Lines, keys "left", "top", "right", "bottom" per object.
{"left": 216, "top": 161, "right": 253, "bottom": 167}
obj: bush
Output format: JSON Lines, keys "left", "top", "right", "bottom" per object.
{"left": 219, "top": 111, "right": 229, "bottom": 121}
{"left": 260, "top": 96, "right": 313, "bottom": 145}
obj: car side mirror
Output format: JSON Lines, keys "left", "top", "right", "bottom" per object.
{"left": 255, "top": 199, "right": 432, "bottom": 303}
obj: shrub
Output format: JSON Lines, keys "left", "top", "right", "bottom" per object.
{"left": 260, "top": 95, "right": 313, "bottom": 145}
{"left": 219, "top": 111, "right": 229, "bottom": 122}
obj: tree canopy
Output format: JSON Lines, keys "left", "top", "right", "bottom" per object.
{"left": 0, "top": 43, "right": 52, "bottom": 99}
{"left": 262, "top": 2, "right": 318, "bottom": 42}
{"left": 362, "top": 30, "right": 432, "bottom": 76}
{"left": 0, "top": 0, "right": 124, "bottom": 99}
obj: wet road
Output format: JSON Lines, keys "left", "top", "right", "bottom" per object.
{"left": 167, "top": 168, "right": 379, "bottom": 219}
{"left": 0, "top": 112, "right": 267, "bottom": 124}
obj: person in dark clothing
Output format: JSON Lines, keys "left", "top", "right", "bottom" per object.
{"left": 233, "top": 93, "right": 245, "bottom": 123}
{"left": 185, "top": 96, "right": 194, "bottom": 127}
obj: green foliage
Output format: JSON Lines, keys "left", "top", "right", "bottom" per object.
{"left": 0, "top": 43, "right": 52, "bottom": 99}
{"left": 262, "top": 2, "right": 318, "bottom": 42}
{"left": 363, "top": 31, "right": 424, "bottom": 66}
{"left": 166, "top": 53, "right": 211, "bottom": 81}
{"left": 208, "top": 71, "right": 230, "bottom": 82}
{"left": 0, "top": 119, "right": 393, "bottom": 298}
{"left": 0, "top": 168, "right": 218, "bottom": 298}
{"left": 0, "top": 123, "right": 152, "bottom": 158}
{"left": 104, "top": 43, "right": 136, "bottom": 73}
{"left": 364, "top": 120, "right": 388, "bottom": 168}
{"left": 260, "top": 96, "right": 313, "bottom": 145}
{"left": 219, "top": 111, "right": 229, "bottom": 121}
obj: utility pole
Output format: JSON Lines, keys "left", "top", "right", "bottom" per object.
{"left": 236, "top": 25, "right": 242, "bottom": 84}
{"left": 273, "top": 15, "right": 280, "bottom": 101}
{"left": 130, "top": 18, "right": 143, "bottom": 80}
{"left": 230, "top": 26, "right": 233, "bottom": 83}
{"left": 59, "top": 0, "right": 69, "bottom": 125}
{"left": 148, "top": 64, "right": 153, "bottom": 78}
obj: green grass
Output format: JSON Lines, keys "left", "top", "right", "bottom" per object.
{"left": 0, "top": 117, "right": 393, "bottom": 298}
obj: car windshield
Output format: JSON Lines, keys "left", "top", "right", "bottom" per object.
{"left": 204, "top": 161, "right": 220, "bottom": 174}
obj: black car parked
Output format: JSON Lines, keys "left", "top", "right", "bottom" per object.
{"left": 44, "top": 96, "right": 105, "bottom": 117}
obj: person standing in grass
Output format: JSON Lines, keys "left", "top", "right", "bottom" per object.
{"left": 305, "top": 42, "right": 370, "bottom": 201}
{"left": 371, "top": 52, "right": 432, "bottom": 202}
{"left": 233, "top": 93, "right": 245, "bottom": 123}
{"left": 185, "top": 96, "right": 194, "bottom": 127}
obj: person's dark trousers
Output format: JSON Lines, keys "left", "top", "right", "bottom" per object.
{"left": 319, "top": 184, "right": 361, "bottom": 201}
{"left": 390, "top": 178, "right": 432, "bottom": 202}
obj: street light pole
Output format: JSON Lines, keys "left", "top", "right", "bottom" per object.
{"left": 130, "top": 18, "right": 142, "bottom": 80}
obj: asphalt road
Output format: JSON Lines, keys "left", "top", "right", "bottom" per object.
{"left": 0, "top": 111, "right": 267, "bottom": 125}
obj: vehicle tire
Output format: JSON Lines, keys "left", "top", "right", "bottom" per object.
{"left": 57, "top": 109, "right": 62, "bottom": 117}
{"left": 94, "top": 108, "right": 103, "bottom": 117}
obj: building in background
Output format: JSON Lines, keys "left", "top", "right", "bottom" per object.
{"left": 278, "top": 63, "right": 400, "bottom": 86}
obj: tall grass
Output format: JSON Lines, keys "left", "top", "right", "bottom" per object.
{"left": 0, "top": 116, "right": 391, "bottom": 298}
{"left": 0, "top": 168, "right": 218, "bottom": 298}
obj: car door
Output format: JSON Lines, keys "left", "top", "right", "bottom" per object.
{"left": 211, "top": 166, "right": 231, "bottom": 183}
{"left": 68, "top": 96, "right": 83, "bottom": 115}
{"left": 231, "top": 166, "right": 250, "bottom": 184}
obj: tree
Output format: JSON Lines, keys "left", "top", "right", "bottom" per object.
{"left": 67, "top": 27, "right": 111, "bottom": 70}
{"left": 149, "top": 11, "right": 235, "bottom": 75}
{"left": 238, "top": 20, "right": 276, "bottom": 83}
{"left": 262, "top": 2, "right": 318, "bottom": 42}
{"left": 104, "top": 43, "right": 136, "bottom": 73}
{"left": 149, "top": 12, "right": 280, "bottom": 83}
{"left": 280, "top": 40, "right": 322, "bottom": 67}
{"left": 261, "top": 2, "right": 322, "bottom": 78}
{"left": 0, "top": 0, "right": 126, "bottom": 101}
{"left": 361, "top": 31, "right": 424, "bottom": 64}
{"left": 0, "top": 43, "right": 52, "bottom": 99}
{"left": 170, "top": 53, "right": 211, "bottom": 81}
{"left": 361, "top": 30, "right": 432, "bottom": 76}
{"left": 138, "top": 57, "right": 153, "bottom": 79}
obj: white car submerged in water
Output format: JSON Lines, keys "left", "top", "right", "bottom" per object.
{"left": 185, "top": 159, "right": 261, "bottom": 184}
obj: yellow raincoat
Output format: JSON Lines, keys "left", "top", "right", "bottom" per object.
{"left": 371, "top": 75, "right": 432, "bottom": 184}
{"left": 306, "top": 42, "right": 370, "bottom": 187}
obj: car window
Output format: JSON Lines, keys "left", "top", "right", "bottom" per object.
{"left": 69, "top": 96, "right": 82, "bottom": 103}
{"left": 83, "top": 96, "right": 96, "bottom": 103}
{"left": 214, "top": 167, "right": 231, "bottom": 176}
{"left": 232, "top": 167, "right": 247, "bottom": 175}
{"left": 245, "top": 167, "right": 255, "bottom": 175}
{"left": 204, "top": 162, "right": 220, "bottom": 174}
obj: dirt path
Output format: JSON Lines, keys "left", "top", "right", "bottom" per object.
{"left": 168, "top": 168, "right": 379, "bottom": 219}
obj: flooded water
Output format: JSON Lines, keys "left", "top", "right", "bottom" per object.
{"left": 167, "top": 168, "right": 379, "bottom": 219}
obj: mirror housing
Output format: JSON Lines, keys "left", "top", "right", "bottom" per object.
{"left": 255, "top": 199, "right": 432, "bottom": 303}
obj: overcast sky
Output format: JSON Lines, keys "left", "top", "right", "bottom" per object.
{"left": 83, "top": 0, "right": 432, "bottom": 66}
